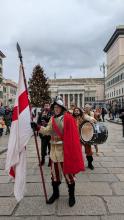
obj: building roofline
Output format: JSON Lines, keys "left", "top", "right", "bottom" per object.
{"left": 0, "top": 51, "right": 6, "bottom": 58}
{"left": 49, "top": 77, "right": 104, "bottom": 81}
{"left": 103, "top": 26, "right": 124, "bottom": 52}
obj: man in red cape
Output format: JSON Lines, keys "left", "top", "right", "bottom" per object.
{"left": 31, "top": 96, "right": 85, "bottom": 207}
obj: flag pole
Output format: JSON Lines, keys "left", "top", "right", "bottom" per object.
{"left": 16, "top": 42, "right": 48, "bottom": 202}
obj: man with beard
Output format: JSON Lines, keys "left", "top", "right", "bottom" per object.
{"left": 73, "top": 106, "right": 96, "bottom": 170}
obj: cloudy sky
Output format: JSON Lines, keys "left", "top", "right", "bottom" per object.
{"left": 0, "top": 0, "right": 124, "bottom": 82}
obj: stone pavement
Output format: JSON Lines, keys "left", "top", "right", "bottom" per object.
{"left": 0, "top": 134, "right": 9, "bottom": 154}
{"left": 0, "top": 121, "right": 124, "bottom": 220}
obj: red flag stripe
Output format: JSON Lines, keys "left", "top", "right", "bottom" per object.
{"left": 12, "top": 106, "right": 18, "bottom": 121}
{"left": 9, "top": 167, "right": 15, "bottom": 178}
{"left": 19, "top": 90, "right": 29, "bottom": 114}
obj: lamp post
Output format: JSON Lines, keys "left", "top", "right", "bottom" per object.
{"left": 100, "top": 63, "right": 107, "bottom": 102}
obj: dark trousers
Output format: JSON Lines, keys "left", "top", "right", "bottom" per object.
{"left": 40, "top": 135, "right": 51, "bottom": 158}
{"left": 102, "top": 114, "right": 105, "bottom": 122}
{"left": 122, "top": 123, "right": 124, "bottom": 137}
{"left": 84, "top": 143, "right": 93, "bottom": 156}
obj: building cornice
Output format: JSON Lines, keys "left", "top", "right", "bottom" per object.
{"left": 103, "top": 26, "right": 124, "bottom": 52}
{"left": 106, "top": 63, "right": 124, "bottom": 81}
{"left": 0, "top": 51, "right": 6, "bottom": 58}
{"left": 49, "top": 78, "right": 104, "bottom": 84}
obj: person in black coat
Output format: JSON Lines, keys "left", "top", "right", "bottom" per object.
{"left": 119, "top": 107, "right": 124, "bottom": 137}
{"left": 37, "top": 103, "right": 52, "bottom": 166}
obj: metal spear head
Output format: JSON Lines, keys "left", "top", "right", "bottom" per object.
{"left": 16, "top": 42, "right": 22, "bottom": 60}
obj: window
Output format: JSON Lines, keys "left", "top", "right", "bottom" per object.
{"left": 0, "top": 58, "right": 2, "bottom": 65}
{"left": 0, "top": 67, "right": 2, "bottom": 73}
{"left": 122, "top": 88, "right": 124, "bottom": 94}
{"left": 0, "top": 91, "right": 3, "bottom": 98}
{"left": 3, "top": 87, "right": 6, "bottom": 93}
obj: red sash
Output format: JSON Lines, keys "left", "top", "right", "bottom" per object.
{"left": 52, "top": 116, "right": 63, "bottom": 141}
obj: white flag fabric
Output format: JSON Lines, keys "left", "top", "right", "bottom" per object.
{"left": 5, "top": 64, "right": 33, "bottom": 202}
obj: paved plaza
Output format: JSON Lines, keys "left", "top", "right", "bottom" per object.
{"left": 0, "top": 121, "right": 124, "bottom": 219}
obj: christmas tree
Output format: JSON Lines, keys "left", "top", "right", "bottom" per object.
{"left": 28, "top": 65, "right": 51, "bottom": 107}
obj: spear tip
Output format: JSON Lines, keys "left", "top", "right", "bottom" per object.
{"left": 16, "top": 42, "right": 22, "bottom": 60}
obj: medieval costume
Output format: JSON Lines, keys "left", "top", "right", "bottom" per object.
{"left": 31, "top": 97, "right": 85, "bottom": 207}
{"left": 73, "top": 106, "right": 97, "bottom": 170}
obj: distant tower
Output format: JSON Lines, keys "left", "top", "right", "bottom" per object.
{"left": 54, "top": 72, "right": 56, "bottom": 80}
{"left": 70, "top": 75, "right": 72, "bottom": 80}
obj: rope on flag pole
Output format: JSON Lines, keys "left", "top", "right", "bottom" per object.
{"left": 16, "top": 42, "right": 48, "bottom": 202}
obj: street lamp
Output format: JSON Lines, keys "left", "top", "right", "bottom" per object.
{"left": 100, "top": 63, "right": 107, "bottom": 102}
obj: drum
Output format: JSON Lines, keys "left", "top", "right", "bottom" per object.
{"left": 80, "top": 121, "right": 108, "bottom": 145}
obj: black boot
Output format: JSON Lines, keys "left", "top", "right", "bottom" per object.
{"left": 48, "top": 158, "right": 51, "bottom": 167}
{"left": 40, "top": 157, "right": 45, "bottom": 166}
{"left": 47, "top": 181, "right": 60, "bottom": 204}
{"left": 68, "top": 183, "right": 75, "bottom": 207}
{"left": 86, "top": 156, "right": 94, "bottom": 170}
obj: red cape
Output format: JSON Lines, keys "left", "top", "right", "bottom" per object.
{"left": 52, "top": 112, "right": 85, "bottom": 174}
{"left": 63, "top": 112, "right": 85, "bottom": 174}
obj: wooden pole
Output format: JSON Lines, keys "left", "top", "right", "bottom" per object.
{"left": 16, "top": 42, "right": 48, "bottom": 202}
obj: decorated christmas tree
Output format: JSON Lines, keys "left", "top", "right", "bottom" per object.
{"left": 28, "top": 65, "right": 51, "bottom": 107}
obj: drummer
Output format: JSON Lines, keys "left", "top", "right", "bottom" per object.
{"left": 84, "top": 104, "right": 99, "bottom": 156}
{"left": 73, "top": 105, "right": 97, "bottom": 170}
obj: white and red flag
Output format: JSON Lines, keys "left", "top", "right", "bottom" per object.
{"left": 5, "top": 64, "right": 33, "bottom": 202}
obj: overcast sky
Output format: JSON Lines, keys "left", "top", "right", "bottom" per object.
{"left": 0, "top": 0, "right": 124, "bottom": 82}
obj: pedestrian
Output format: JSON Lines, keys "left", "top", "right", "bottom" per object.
{"left": 31, "top": 96, "right": 85, "bottom": 207}
{"left": 101, "top": 107, "right": 106, "bottom": 122}
{"left": 94, "top": 106, "right": 102, "bottom": 122}
{"left": 93, "top": 106, "right": 102, "bottom": 156}
{"left": 68, "top": 102, "right": 76, "bottom": 114}
{"left": 0, "top": 104, "right": 5, "bottom": 117}
{"left": 4, "top": 106, "right": 12, "bottom": 135}
{"left": 119, "top": 106, "right": 124, "bottom": 137}
{"left": 0, "top": 116, "right": 6, "bottom": 137}
{"left": 37, "top": 102, "right": 51, "bottom": 166}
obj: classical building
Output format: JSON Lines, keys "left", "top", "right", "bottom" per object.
{"left": 104, "top": 25, "right": 124, "bottom": 107}
{"left": 0, "top": 51, "right": 6, "bottom": 105}
{"left": 49, "top": 78, "right": 104, "bottom": 108}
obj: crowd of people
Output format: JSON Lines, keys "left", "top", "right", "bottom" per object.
{"left": 0, "top": 105, "right": 13, "bottom": 137}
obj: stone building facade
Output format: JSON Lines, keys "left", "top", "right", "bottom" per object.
{"left": 49, "top": 78, "right": 104, "bottom": 108}
{"left": 0, "top": 50, "right": 17, "bottom": 107}
{"left": 2, "top": 79, "right": 17, "bottom": 107}
{"left": 104, "top": 25, "right": 124, "bottom": 107}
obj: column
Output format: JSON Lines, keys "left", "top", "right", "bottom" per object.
{"left": 68, "top": 94, "right": 70, "bottom": 109}
{"left": 73, "top": 94, "right": 75, "bottom": 103}
{"left": 77, "top": 93, "right": 80, "bottom": 107}
{"left": 63, "top": 94, "right": 65, "bottom": 105}
{"left": 82, "top": 94, "right": 84, "bottom": 108}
